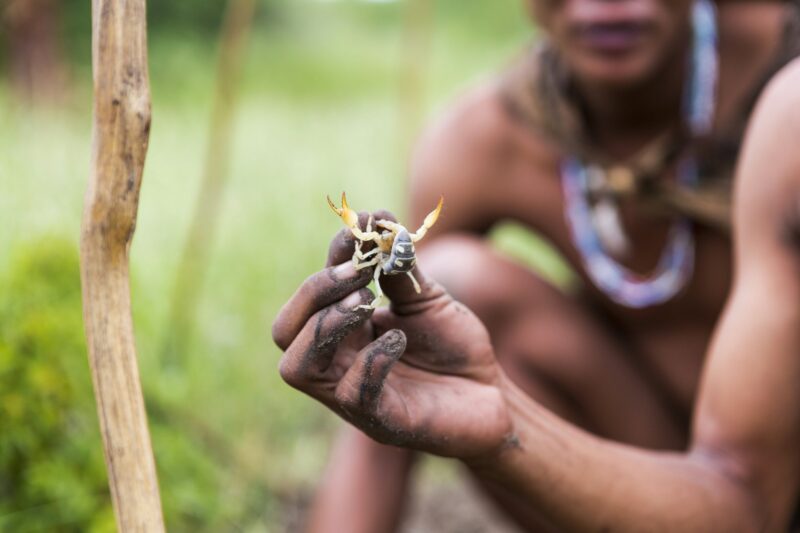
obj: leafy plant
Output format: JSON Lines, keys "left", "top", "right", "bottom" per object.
{"left": 0, "top": 238, "right": 113, "bottom": 532}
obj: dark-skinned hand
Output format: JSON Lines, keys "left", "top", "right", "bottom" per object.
{"left": 272, "top": 212, "right": 512, "bottom": 459}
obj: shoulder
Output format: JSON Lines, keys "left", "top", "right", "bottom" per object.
{"left": 412, "top": 80, "right": 556, "bottom": 187}
{"left": 408, "top": 80, "right": 559, "bottom": 231}
{"left": 414, "top": 82, "right": 518, "bottom": 169}
{"left": 759, "top": 56, "right": 800, "bottom": 110}
{"left": 734, "top": 58, "right": 800, "bottom": 250}
{"left": 741, "top": 57, "right": 800, "bottom": 183}
{"left": 741, "top": 57, "right": 800, "bottom": 169}
{"left": 408, "top": 83, "right": 516, "bottom": 231}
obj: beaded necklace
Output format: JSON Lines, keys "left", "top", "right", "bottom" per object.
{"left": 561, "top": 0, "right": 717, "bottom": 308}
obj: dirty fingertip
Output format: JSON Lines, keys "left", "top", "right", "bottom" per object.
{"left": 377, "top": 329, "right": 406, "bottom": 357}
{"left": 331, "top": 261, "right": 371, "bottom": 282}
{"left": 338, "top": 287, "right": 375, "bottom": 313}
{"left": 326, "top": 228, "right": 357, "bottom": 267}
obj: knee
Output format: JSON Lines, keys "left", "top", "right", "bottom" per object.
{"left": 417, "top": 234, "right": 560, "bottom": 324}
{"left": 418, "top": 235, "right": 492, "bottom": 299}
{"left": 418, "top": 235, "right": 514, "bottom": 318}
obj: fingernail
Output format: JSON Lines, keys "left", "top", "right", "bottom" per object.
{"left": 381, "top": 329, "right": 407, "bottom": 355}
{"left": 333, "top": 261, "right": 360, "bottom": 279}
{"left": 342, "top": 290, "right": 365, "bottom": 308}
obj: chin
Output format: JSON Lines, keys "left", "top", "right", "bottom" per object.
{"left": 570, "top": 53, "right": 663, "bottom": 89}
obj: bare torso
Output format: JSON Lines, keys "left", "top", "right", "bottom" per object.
{"left": 410, "top": 1, "right": 788, "bottom": 419}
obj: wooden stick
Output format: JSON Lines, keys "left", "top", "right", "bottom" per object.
{"left": 80, "top": 0, "right": 165, "bottom": 530}
{"left": 161, "top": 0, "right": 257, "bottom": 365}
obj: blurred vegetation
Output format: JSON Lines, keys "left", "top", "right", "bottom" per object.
{"left": 0, "top": 0, "right": 553, "bottom": 530}
{"left": 0, "top": 241, "right": 112, "bottom": 532}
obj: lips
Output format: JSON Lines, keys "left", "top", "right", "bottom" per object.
{"left": 574, "top": 21, "right": 652, "bottom": 54}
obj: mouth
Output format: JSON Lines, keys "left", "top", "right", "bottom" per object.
{"left": 573, "top": 21, "right": 653, "bottom": 55}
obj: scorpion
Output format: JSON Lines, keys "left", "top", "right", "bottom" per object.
{"left": 327, "top": 192, "right": 444, "bottom": 309}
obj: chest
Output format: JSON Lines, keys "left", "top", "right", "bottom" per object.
{"left": 497, "top": 150, "right": 732, "bottom": 325}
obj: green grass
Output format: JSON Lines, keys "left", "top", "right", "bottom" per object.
{"left": 1, "top": 2, "right": 539, "bottom": 529}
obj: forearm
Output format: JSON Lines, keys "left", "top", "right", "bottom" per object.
{"left": 469, "top": 375, "right": 763, "bottom": 533}
{"left": 306, "top": 425, "right": 416, "bottom": 533}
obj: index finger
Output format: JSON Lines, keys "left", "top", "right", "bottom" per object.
{"left": 272, "top": 261, "right": 373, "bottom": 350}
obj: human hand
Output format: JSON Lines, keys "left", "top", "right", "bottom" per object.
{"left": 272, "top": 212, "right": 512, "bottom": 459}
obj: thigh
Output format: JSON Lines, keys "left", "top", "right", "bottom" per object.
{"left": 420, "top": 234, "right": 686, "bottom": 450}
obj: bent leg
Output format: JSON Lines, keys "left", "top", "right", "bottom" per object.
{"left": 306, "top": 425, "right": 416, "bottom": 533}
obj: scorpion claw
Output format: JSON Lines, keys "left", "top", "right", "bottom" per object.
{"left": 328, "top": 191, "right": 360, "bottom": 231}
{"left": 327, "top": 194, "right": 341, "bottom": 216}
{"left": 411, "top": 195, "right": 444, "bottom": 242}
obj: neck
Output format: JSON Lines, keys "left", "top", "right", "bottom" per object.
{"left": 574, "top": 43, "right": 690, "bottom": 159}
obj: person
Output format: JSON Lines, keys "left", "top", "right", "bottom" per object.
{"left": 274, "top": 56, "right": 800, "bottom": 530}
{"left": 274, "top": 1, "right": 800, "bottom": 530}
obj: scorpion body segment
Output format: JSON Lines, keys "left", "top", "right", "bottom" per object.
{"left": 382, "top": 228, "right": 416, "bottom": 275}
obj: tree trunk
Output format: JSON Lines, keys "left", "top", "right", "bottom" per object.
{"left": 80, "top": 0, "right": 165, "bottom": 530}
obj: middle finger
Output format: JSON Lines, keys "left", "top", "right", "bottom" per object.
{"left": 279, "top": 288, "right": 374, "bottom": 400}
{"left": 272, "top": 261, "right": 372, "bottom": 351}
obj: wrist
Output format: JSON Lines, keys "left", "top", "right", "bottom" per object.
{"left": 461, "top": 371, "right": 530, "bottom": 472}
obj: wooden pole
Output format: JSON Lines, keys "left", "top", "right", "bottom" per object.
{"left": 161, "top": 0, "right": 257, "bottom": 365}
{"left": 80, "top": 0, "right": 165, "bottom": 530}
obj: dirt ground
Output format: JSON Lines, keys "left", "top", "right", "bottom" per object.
{"left": 278, "top": 459, "right": 522, "bottom": 532}
{"left": 400, "top": 474, "right": 522, "bottom": 533}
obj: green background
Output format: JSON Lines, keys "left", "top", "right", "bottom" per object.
{"left": 0, "top": 1, "right": 560, "bottom": 530}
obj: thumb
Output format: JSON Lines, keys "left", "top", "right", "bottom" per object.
{"left": 380, "top": 264, "right": 448, "bottom": 316}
